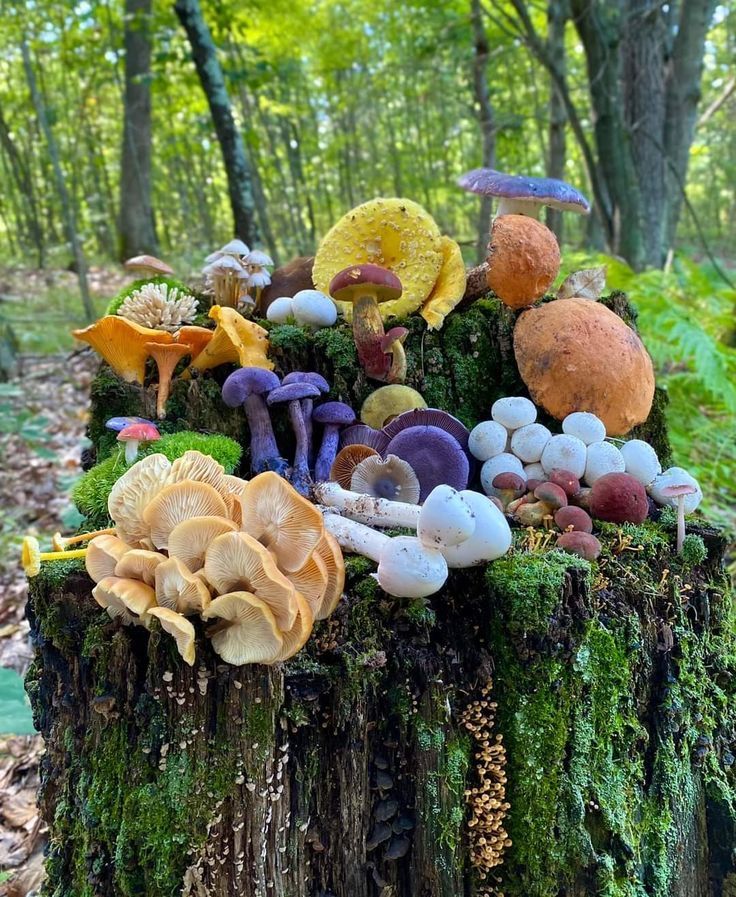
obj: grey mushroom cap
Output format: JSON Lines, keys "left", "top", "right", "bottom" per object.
{"left": 222, "top": 368, "right": 281, "bottom": 407}
{"left": 457, "top": 168, "right": 590, "bottom": 214}
{"left": 267, "top": 382, "right": 321, "bottom": 405}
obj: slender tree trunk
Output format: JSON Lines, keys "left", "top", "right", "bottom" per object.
{"left": 174, "top": 0, "right": 258, "bottom": 245}
{"left": 0, "top": 104, "right": 45, "bottom": 267}
{"left": 20, "top": 38, "right": 94, "bottom": 321}
{"left": 545, "top": 0, "right": 568, "bottom": 242}
{"left": 119, "top": 0, "right": 157, "bottom": 259}
{"left": 470, "top": 0, "right": 495, "bottom": 263}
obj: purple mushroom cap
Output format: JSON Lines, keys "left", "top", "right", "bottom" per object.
{"left": 386, "top": 425, "right": 470, "bottom": 501}
{"left": 313, "top": 402, "right": 357, "bottom": 428}
{"left": 457, "top": 168, "right": 590, "bottom": 214}
{"left": 382, "top": 407, "right": 475, "bottom": 473}
{"left": 267, "top": 382, "right": 321, "bottom": 405}
{"left": 312, "top": 401, "right": 357, "bottom": 482}
{"left": 221, "top": 368, "right": 285, "bottom": 477}
{"left": 222, "top": 367, "right": 280, "bottom": 407}
{"left": 281, "top": 372, "right": 330, "bottom": 464}
{"left": 340, "top": 424, "right": 390, "bottom": 455}
{"left": 105, "top": 416, "right": 156, "bottom": 432}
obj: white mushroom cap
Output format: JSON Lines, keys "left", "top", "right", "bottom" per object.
{"left": 523, "top": 462, "right": 546, "bottom": 481}
{"left": 562, "top": 412, "right": 606, "bottom": 445}
{"left": 220, "top": 239, "right": 250, "bottom": 256}
{"left": 247, "top": 249, "right": 273, "bottom": 267}
{"left": 205, "top": 255, "right": 246, "bottom": 276}
{"left": 480, "top": 453, "right": 525, "bottom": 495}
{"left": 510, "top": 423, "right": 551, "bottom": 463}
{"left": 417, "top": 485, "right": 475, "bottom": 549}
{"left": 649, "top": 467, "right": 702, "bottom": 513}
{"left": 468, "top": 420, "right": 508, "bottom": 461}
{"left": 441, "top": 490, "right": 512, "bottom": 568}
{"left": 292, "top": 290, "right": 338, "bottom": 329}
{"left": 266, "top": 297, "right": 295, "bottom": 324}
{"left": 377, "top": 536, "right": 448, "bottom": 599}
{"left": 248, "top": 269, "right": 272, "bottom": 289}
{"left": 621, "top": 439, "right": 661, "bottom": 486}
{"left": 541, "top": 434, "right": 587, "bottom": 478}
{"left": 491, "top": 396, "right": 537, "bottom": 430}
{"left": 583, "top": 441, "right": 625, "bottom": 484}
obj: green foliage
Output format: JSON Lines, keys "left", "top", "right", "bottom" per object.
{"left": 105, "top": 277, "right": 195, "bottom": 316}
{"left": 0, "top": 384, "right": 54, "bottom": 460}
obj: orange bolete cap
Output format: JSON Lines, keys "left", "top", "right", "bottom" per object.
{"left": 486, "top": 215, "right": 560, "bottom": 309}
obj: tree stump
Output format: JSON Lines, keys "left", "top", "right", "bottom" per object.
{"left": 26, "top": 297, "right": 736, "bottom": 897}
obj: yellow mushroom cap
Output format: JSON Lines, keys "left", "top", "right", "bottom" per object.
{"left": 313, "top": 198, "right": 443, "bottom": 320}
{"left": 92, "top": 576, "right": 156, "bottom": 626}
{"left": 273, "top": 592, "right": 313, "bottom": 662}
{"left": 287, "top": 552, "right": 328, "bottom": 618}
{"left": 166, "top": 451, "right": 230, "bottom": 500}
{"left": 314, "top": 532, "right": 345, "bottom": 620}
{"left": 187, "top": 306, "right": 273, "bottom": 373}
{"left": 155, "top": 557, "right": 211, "bottom": 615}
{"left": 175, "top": 326, "right": 213, "bottom": 359}
{"left": 114, "top": 549, "right": 167, "bottom": 586}
{"left": 148, "top": 607, "right": 196, "bottom": 666}
{"left": 360, "top": 385, "right": 427, "bottom": 430}
{"left": 72, "top": 316, "right": 173, "bottom": 384}
{"left": 240, "top": 472, "right": 324, "bottom": 573}
{"left": 167, "top": 515, "right": 238, "bottom": 572}
{"left": 420, "top": 235, "right": 467, "bottom": 331}
{"left": 85, "top": 534, "right": 132, "bottom": 583}
{"left": 203, "top": 531, "right": 298, "bottom": 630}
{"left": 108, "top": 453, "right": 172, "bottom": 546}
{"left": 142, "top": 480, "right": 228, "bottom": 549}
{"left": 21, "top": 536, "right": 41, "bottom": 577}
{"left": 202, "top": 591, "right": 283, "bottom": 666}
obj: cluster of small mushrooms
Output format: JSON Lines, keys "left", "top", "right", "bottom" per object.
{"left": 202, "top": 239, "right": 274, "bottom": 309}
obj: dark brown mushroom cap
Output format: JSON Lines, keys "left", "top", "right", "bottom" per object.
{"left": 329, "top": 264, "right": 403, "bottom": 304}
{"left": 556, "top": 531, "right": 601, "bottom": 560}
{"left": 589, "top": 472, "right": 648, "bottom": 524}
{"left": 554, "top": 505, "right": 593, "bottom": 533}
{"left": 458, "top": 169, "right": 590, "bottom": 214}
{"left": 386, "top": 425, "right": 469, "bottom": 501}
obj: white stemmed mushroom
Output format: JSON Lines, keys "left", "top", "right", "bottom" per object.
{"left": 416, "top": 485, "right": 476, "bottom": 549}
{"left": 440, "top": 490, "right": 512, "bottom": 568}
{"left": 314, "top": 481, "right": 421, "bottom": 528}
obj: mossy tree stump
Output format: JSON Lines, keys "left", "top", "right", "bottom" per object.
{"left": 26, "top": 298, "right": 736, "bottom": 897}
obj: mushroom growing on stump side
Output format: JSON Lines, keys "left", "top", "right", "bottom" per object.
{"left": 457, "top": 168, "right": 590, "bottom": 219}
{"left": 380, "top": 327, "right": 409, "bottom": 384}
{"left": 282, "top": 372, "right": 330, "bottom": 465}
{"left": 360, "top": 386, "right": 427, "bottom": 431}
{"left": 222, "top": 368, "right": 286, "bottom": 476}
{"left": 21, "top": 536, "right": 88, "bottom": 578}
{"left": 329, "top": 264, "right": 404, "bottom": 382}
{"left": 148, "top": 607, "right": 196, "bottom": 666}
{"left": 267, "top": 382, "right": 321, "bottom": 495}
{"left": 659, "top": 483, "right": 699, "bottom": 554}
{"left": 486, "top": 215, "right": 561, "bottom": 309}
{"left": 201, "top": 591, "right": 284, "bottom": 665}
{"left": 312, "top": 402, "right": 357, "bottom": 482}
{"left": 145, "top": 341, "right": 191, "bottom": 419}
{"left": 350, "top": 454, "right": 420, "bottom": 504}
{"left": 117, "top": 421, "right": 160, "bottom": 464}
{"left": 386, "top": 425, "right": 470, "bottom": 501}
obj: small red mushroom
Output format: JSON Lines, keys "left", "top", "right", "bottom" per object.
{"left": 117, "top": 422, "right": 160, "bottom": 464}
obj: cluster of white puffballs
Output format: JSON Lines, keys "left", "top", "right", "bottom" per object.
{"left": 315, "top": 482, "right": 512, "bottom": 599}
{"left": 469, "top": 397, "right": 702, "bottom": 513}
{"left": 266, "top": 290, "right": 338, "bottom": 329}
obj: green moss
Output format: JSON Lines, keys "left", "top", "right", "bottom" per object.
{"left": 679, "top": 533, "right": 707, "bottom": 569}
{"left": 105, "top": 277, "right": 193, "bottom": 316}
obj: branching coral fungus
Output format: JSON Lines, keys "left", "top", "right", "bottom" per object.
{"left": 117, "top": 282, "right": 199, "bottom": 331}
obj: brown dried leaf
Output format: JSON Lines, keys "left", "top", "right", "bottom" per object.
{"left": 556, "top": 265, "right": 607, "bottom": 301}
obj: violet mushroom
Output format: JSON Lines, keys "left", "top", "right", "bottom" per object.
{"left": 105, "top": 416, "right": 156, "bottom": 433}
{"left": 659, "top": 483, "right": 698, "bottom": 554}
{"left": 386, "top": 425, "right": 469, "bottom": 501}
{"left": 329, "top": 264, "right": 403, "bottom": 382}
{"left": 267, "top": 381, "right": 321, "bottom": 495}
{"left": 457, "top": 168, "right": 590, "bottom": 219}
{"left": 282, "top": 371, "right": 330, "bottom": 464}
{"left": 221, "top": 368, "right": 287, "bottom": 476}
{"left": 312, "top": 401, "right": 356, "bottom": 482}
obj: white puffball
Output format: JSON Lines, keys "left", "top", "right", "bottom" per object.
{"left": 292, "top": 289, "right": 337, "bottom": 328}
{"left": 441, "top": 490, "right": 512, "bottom": 568}
{"left": 523, "top": 462, "right": 546, "bottom": 481}
{"left": 648, "top": 467, "right": 703, "bottom": 513}
{"left": 621, "top": 439, "right": 661, "bottom": 486}
{"left": 584, "top": 441, "right": 625, "bottom": 484}
{"left": 562, "top": 411, "right": 606, "bottom": 445}
{"left": 480, "top": 453, "right": 525, "bottom": 495}
{"left": 377, "top": 537, "right": 448, "bottom": 598}
{"left": 510, "top": 423, "right": 551, "bottom": 463}
{"left": 491, "top": 397, "right": 536, "bottom": 430}
{"left": 541, "top": 434, "right": 587, "bottom": 479}
{"left": 266, "top": 296, "right": 294, "bottom": 324}
{"left": 468, "top": 420, "right": 508, "bottom": 461}
{"left": 418, "top": 485, "right": 475, "bottom": 549}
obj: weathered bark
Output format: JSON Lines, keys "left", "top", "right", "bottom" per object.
{"left": 174, "top": 0, "right": 258, "bottom": 245}
{"left": 470, "top": 0, "right": 496, "bottom": 264}
{"left": 119, "top": 0, "right": 158, "bottom": 260}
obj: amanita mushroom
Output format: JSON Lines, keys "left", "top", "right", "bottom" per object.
{"left": 145, "top": 341, "right": 191, "bottom": 419}
{"left": 313, "top": 401, "right": 357, "bottom": 482}
{"left": 117, "top": 421, "right": 161, "bottom": 464}
{"left": 267, "top": 381, "right": 321, "bottom": 495}
{"left": 222, "top": 367, "right": 287, "bottom": 476}
{"left": 659, "top": 483, "right": 699, "bottom": 554}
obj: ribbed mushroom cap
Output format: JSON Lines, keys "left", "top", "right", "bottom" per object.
{"left": 382, "top": 408, "right": 470, "bottom": 455}
{"left": 486, "top": 215, "right": 560, "bottom": 308}
{"left": 187, "top": 305, "right": 273, "bottom": 373}
{"left": 176, "top": 326, "right": 214, "bottom": 360}
{"left": 154, "top": 557, "right": 211, "bottom": 615}
{"left": 167, "top": 516, "right": 238, "bottom": 572}
{"left": 329, "top": 445, "right": 379, "bottom": 488}
{"left": 221, "top": 475, "right": 249, "bottom": 527}
{"left": 204, "top": 531, "right": 298, "bottom": 630}
{"left": 72, "top": 316, "right": 173, "bottom": 384}
{"left": 240, "top": 472, "right": 324, "bottom": 572}
{"left": 514, "top": 298, "right": 655, "bottom": 435}
{"left": 360, "top": 386, "right": 427, "bottom": 430}
{"left": 222, "top": 367, "right": 281, "bottom": 407}
{"left": 148, "top": 607, "right": 196, "bottom": 666}
{"left": 313, "top": 532, "right": 345, "bottom": 620}
{"left": 339, "top": 424, "right": 390, "bottom": 454}
{"left": 350, "top": 454, "right": 420, "bottom": 503}
{"left": 386, "top": 426, "right": 470, "bottom": 501}
{"left": 287, "top": 553, "right": 328, "bottom": 617}
{"left": 420, "top": 235, "right": 467, "bottom": 331}
{"left": 92, "top": 576, "right": 156, "bottom": 627}
{"left": 114, "top": 549, "right": 167, "bottom": 586}
{"left": 85, "top": 534, "right": 131, "bottom": 584}
{"left": 273, "top": 592, "right": 314, "bottom": 662}
{"left": 165, "top": 451, "right": 229, "bottom": 500}
{"left": 108, "top": 453, "right": 172, "bottom": 546}
{"left": 202, "top": 591, "right": 283, "bottom": 666}
{"left": 142, "top": 480, "right": 228, "bottom": 549}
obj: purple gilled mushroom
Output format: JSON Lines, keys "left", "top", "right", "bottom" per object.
{"left": 386, "top": 425, "right": 469, "bottom": 501}
{"left": 267, "top": 381, "right": 321, "bottom": 496}
{"left": 340, "top": 424, "right": 390, "bottom": 455}
{"left": 282, "top": 371, "right": 330, "bottom": 463}
{"left": 221, "top": 368, "right": 287, "bottom": 476}
{"left": 312, "top": 401, "right": 357, "bottom": 482}
{"left": 457, "top": 168, "right": 591, "bottom": 219}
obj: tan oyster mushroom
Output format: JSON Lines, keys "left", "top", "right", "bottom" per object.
{"left": 85, "top": 534, "right": 131, "bottom": 584}
{"left": 202, "top": 591, "right": 283, "bottom": 665}
{"left": 142, "top": 480, "right": 228, "bottom": 549}
{"left": 108, "top": 453, "right": 172, "bottom": 545}
{"left": 155, "top": 557, "right": 211, "bottom": 615}
{"left": 287, "top": 552, "right": 328, "bottom": 618}
{"left": 166, "top": 451, "right": 229, "bottom": 499}
{"left": 273, "top": 592, "right": 314, "bottom": 662}
{"left": 148, "top": 607, "right": 196, "bottom": 666}
{"left": 314, "top": 532, "right": 346, "bottom": 620}
{"left": 92, "top": 576, "right": 156, "bottom": 627}
{"left": 167, "top": 516, "right": 238, "bottom": 572}
{"left": 114, "top": 549, "right": 167, "bottom": 586}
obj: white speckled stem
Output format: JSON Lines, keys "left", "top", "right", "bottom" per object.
{"left": 322, "top": 514, "right": 389, "bottom": 563}
{"left": 314, "top": 482, "right": 421, "bottom": 528}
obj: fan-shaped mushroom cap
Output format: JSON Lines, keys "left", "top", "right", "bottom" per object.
{"left": 108, "top": 453, "right": 172, "bottom": 545}
{"left": 313, "top": 198, "right": 444, "bottom": 320}
{"left": 386, "top": 426, "right": 469, "bottom": 501}
{"left": 221, "top": 475, "right": 249, "bottom": 526}
{"left": 148, "top": 607, "right": 196, "bottom": 665}
{"left": 420, "top": 236, "right": 467, "bottom": 331}
{"left": 176, "top": 325, "right": 214, "bottom": 360}
{"left": 85, "top": 534, "right": 131, "bottom": 583}
{"left": 350, "top": 454, "right": 420, "bottom": 504}
{"left": 314, "top": 532, "right": 345, "bottom": 620}
{"left": 72, "top": 317, "right": 173, "bottom": 384}
{"left": 486, "top": 215, "right": 560, "bottom": 308}
{"left": 204, "top": 531, "right": 298, "bottom": 630}
{"left": 167, "top": 516, "right": 238, "bottom": 572}
{"left": 166, "top": 450, "right": 229, "bottom": 499}
{"left": 330, "top": 445, "right": 379, "bottom": 488}
{"left": 142, "top": 480, "right": 228, "bottom": 549}
{"left": 187, "top": 305, "right": 273, "bottom": 373}
{"left": 240, "top": 472, "right": 323, "bottom": 572}
{"left": 114, "top": 549, "right": 166, "bottom": 586}
{"left": 514, "top": 298, "right": 655, "bottom": 435}
{"left": 287, "top": 552, "right": 328, "bottom": 617}
{"left": 273, "top": 592, "right": 314, "bottom": 662}
{"left": 155, "top": 557, "right": 211, "bottom": 615}
{"left": 92, "top": 576, "right": 156, "bottom": 626}
{"left": 202, "top": 591, "right": 283, "bottom": 666}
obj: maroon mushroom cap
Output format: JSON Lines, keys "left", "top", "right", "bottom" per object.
{"left": 492, "top": 472, "right": 526, "bottom": 492}
{"left": 534, "top": 482, "right": 568, "bottom": 510}
{"left": 556, "top": 531, "right": 601, "bottom": 560}
{"left": 386, "top": 425, "right": 469, "bottom": 501}
{"left": 554, "top": 506, "right": 593, "bottom": 534}
{"left": 329, "top": 264, "right": 403, "bottom": 304}
{"left": 548, "top": 469, "right": 581, "bottom": 497}
{"left": 589, "top": 472, "right": 648, "bottom": 524}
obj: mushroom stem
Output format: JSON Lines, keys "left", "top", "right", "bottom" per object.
{"left": 205, "top": 618, "right": 234, "bottom": 637}
{"left": 213, "top": 271, "right": 241, "bottom": 308}
{"left": 124, "top": 440, "right": 140, "bottom": 464}
{"left": 314, "top": 424, "right": 342, "bottom": 483}
{"left": 386, "top": 340, "right": 407, "bottom": 384}
{"left": 495, "top": 198, "right": 542, "bottom": 218}
{"left": 314, "top": 481, "right": 421, "bottom": 528}
{"left": 676, "top": 494, "right": 686, "bottom": 554}
{"left": 287, "top": 400, "right": 312, "bottom": 496}
{"left": 322, "top": 514, "right": 390, "bottom": 563}
{"left": 52, "top": 527, "right": 116, "bottom": 551}
{"left": 303, "top": 397, "right": 316, "bottom": 465}
{"left": 21, "top": 536, "right": 88, "bottom": 578}
{"left": 243, "top": 393, "right": 286, "bottom": 475}
{"left": 353, "top": 292, "right": 390, "bottom": 380}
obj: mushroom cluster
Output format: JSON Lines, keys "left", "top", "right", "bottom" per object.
{"left": 41, "top": 451, "right": 344, "bottom": 667}
{"left": 202, "top": 239, "right": 274, "bottom": 309}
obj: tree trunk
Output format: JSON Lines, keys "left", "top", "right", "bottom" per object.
{"left": 119, "top": 0, "right": 158, "bottom": 260}
{"left": 545, "top": 0, "right": 568, "bottom": 242}
{"left": 470, "top": 0, "right": 496, "bottom": 264}
{"left": 174, "top": 0, "right": 258, "bottom": 246}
